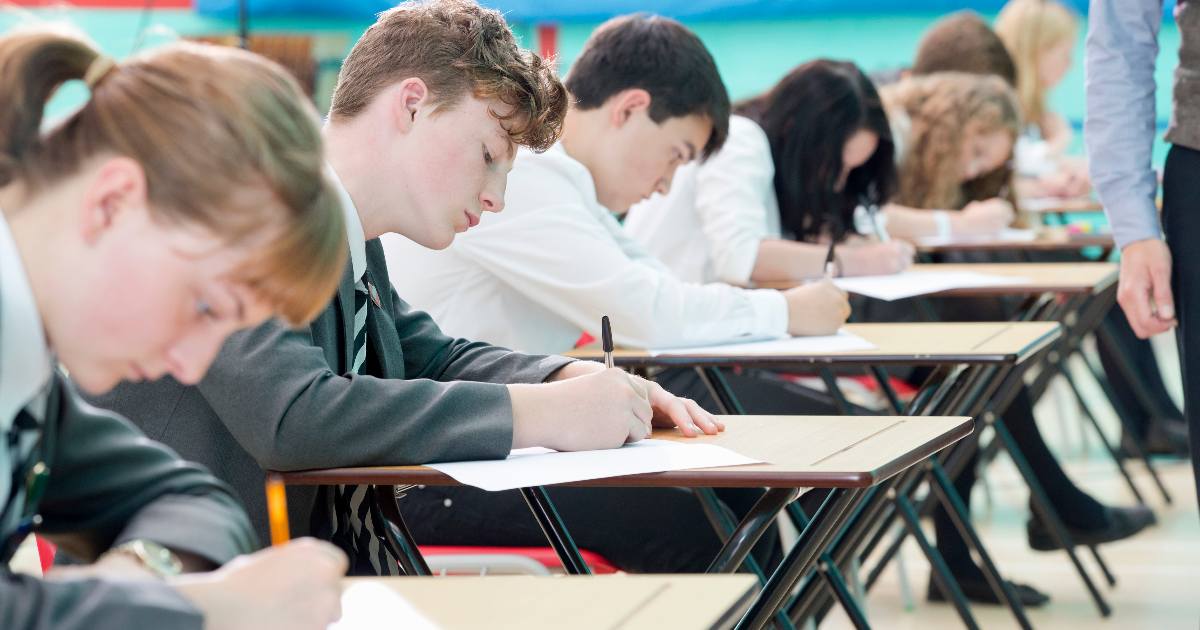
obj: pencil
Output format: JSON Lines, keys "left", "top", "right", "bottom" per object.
{"left": 601, "top": 315, "right": 615, "bottom": 369}
{"left": 265, "top": 473, "right": 290, "bottom": 546}
{"left": 869, "top": 204, "right": 891, "bottom": 243}
{"left": 823, "top": 240, "right": 837, "bottom": 280}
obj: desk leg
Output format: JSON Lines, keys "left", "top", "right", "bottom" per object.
{"left": 694, "top": 488, "right": 772, "bottom": 583}
{"left": 735, "top": 488, "right": 863, "bottom": 630}
{"left": 370, "top": 485, "right": 431, "bottom": 576}
{"left": 519, "top": 486, "right": 591, "bottom": 575}
{"left": 819, "top": 368, "right": 853, "bottom": 415}
{"left": 787, "top": 503, "right": 873, "bottom": 629}
{"left": 695, "top": 366, "right": 747, "bottom": 415}
{"left": 868, "top": 366, "right": 905, "bottom": 415}
{"left": 991, "top": 417, "right": 1113, "bottom": 616}
{"left": 1059, "top": 367, "right": 1149, "bottom": 505}
{"left": 707, "top": 487, "right": 801, "bottom": 574}
{"left": 891, "top": 488, "right": 979, "bottom": 630}
{"left": 1083, "top": 327, "right": 1174, "bottom": 505}
{"left": 928, "top": 460, "right": 1033, "bottom": 630}
{"left": 819, "top": 562, "right": 872, "bottom": 630}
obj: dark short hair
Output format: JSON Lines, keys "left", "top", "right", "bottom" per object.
{"left": 912, "top": 11, "right": 1017, "bottom": 86}
{"left": 565, "top": 14, "right": 729, "bottom": 158}
{"left": 736, "top": 60, "right": 896, "bottom": 243}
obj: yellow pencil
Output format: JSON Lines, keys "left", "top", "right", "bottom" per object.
{"left": 265, "top": 474, "right": 290, "bottom": 546}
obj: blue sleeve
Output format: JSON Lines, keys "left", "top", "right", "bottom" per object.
{"left": 1084, "top": 0, "right": 1165, "bottom": 249}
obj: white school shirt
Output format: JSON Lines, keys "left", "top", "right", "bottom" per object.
{"left": 0, "top": 210, "right": 53, "bottom": 527}
{"left": 381, "top": 143, "right": 788, "bottom": 355}
{"left": 625, "top": 115, "right": 781, "bottom": 286}
{"left": 625, "top": 115, "right": 883, "bottom": 283}
{"left": 327, "top": 164, "right": 367, "bottom": 280}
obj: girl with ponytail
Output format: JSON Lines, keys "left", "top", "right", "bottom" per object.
{"left": 0, "top": 27, "right": 350, "bottom": 630}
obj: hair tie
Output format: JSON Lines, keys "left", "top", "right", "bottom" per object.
{"left": 83, "top": 55, "right": 117, "bottom": 89}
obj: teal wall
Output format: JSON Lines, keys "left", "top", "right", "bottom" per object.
{"left": 0, "top": 5, "right": 1180, "bottom": 164}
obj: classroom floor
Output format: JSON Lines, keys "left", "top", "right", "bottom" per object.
{"left": 823, "top": 333, "right": 1200, "bottom": 629}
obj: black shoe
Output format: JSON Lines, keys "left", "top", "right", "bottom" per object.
{"left": 927, "top": 576, "right": 1051, "bottom": 607}
{"left": 1027, "top": 505, "right": 1156, "bottom": 551}
{"left": 1119, "top": 418, "right": 1190, "bottom": 458}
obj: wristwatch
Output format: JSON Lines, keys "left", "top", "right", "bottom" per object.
{"left": 108, "top": 539, "right": 183, "bottom": 579}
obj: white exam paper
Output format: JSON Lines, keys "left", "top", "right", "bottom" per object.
{"left": 647, "top": 330, "right": 875, "bottom": 357}
{"left": 330, "top": 582, "right": 440, "bottom": 630}
{"left": 833, "top": 271, "right": 1031, "bottom": 301}
{"left": 914, "top": 228, "right": 1037, "bottom": 248}
{"left": 427, "top": 439, "right": 760, "bottom": 492}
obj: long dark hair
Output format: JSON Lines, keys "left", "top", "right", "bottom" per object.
{"left": 735, "top": 59, "right": 896, "bottom": 242}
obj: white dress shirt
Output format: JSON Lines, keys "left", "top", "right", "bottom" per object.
{"left": 0, "top": 210, "right": 53, "bottom": 522}
{"left": 382, "top": 142, "right": 788, "bottom": 355}
{"left": 328, "top": 165, "right": 367, "bottom": 280}
{"left": 625, "top": 115, "right": 782, "bottom": 286}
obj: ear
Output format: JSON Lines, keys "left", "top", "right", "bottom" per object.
{"left": 608, "top": 88, "right": 652, "bottom": 129}
{"left": 390, "top": 78, "right": 431, "bottom": 135}
{"left": 79, "top": 156, "right": 148, "bottom": 245}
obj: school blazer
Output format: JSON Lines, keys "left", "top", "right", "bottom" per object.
{"left": 1, "top": 371, "right": 255, "bottom": 630}
{"left": 89, "top": 238, "right": 573, "bottom": 546}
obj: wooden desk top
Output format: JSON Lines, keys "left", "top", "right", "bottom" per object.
{"left": 340, "top": 574, "right": 758, "bottom": 630}
{"left": 565, "top": 321, "right": 1061, "bottom": 368}
{"left": 915, "top": 230, "right": 1112, "bottom": 254}
{"left": 758, "top": 262, "right": 1117, "bottom": 296}
{"left": 282, "top": 414, "right": 973, "bottom": 489}
{"left": 1021, "top": 197, "right": 1104, "bottom": 214}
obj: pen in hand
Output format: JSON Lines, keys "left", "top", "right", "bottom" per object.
{"left": 823, "top": 240, "right": 837, "bottom": 280}
{"left": 601, "top": 315, "right": 615, "bottom": 369}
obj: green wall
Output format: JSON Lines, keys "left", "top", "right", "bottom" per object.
{"left": 0, "top": 6, "right": 1180, "bottom": 163}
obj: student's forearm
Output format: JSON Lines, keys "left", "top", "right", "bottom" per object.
{"left": 748, "top": 239, "right": 828, "bottom": 284}
{"left": 1, "top": 575, "right": 204, "bottom": 630}
{"left": 881, "top": 204, "right": 940, "bottom": 238}
{"left": 545, "top": 360, "right": 605, "bottom": 381}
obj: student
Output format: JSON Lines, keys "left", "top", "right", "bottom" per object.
{"left": 385, "top": 15, "right": 850, "bottom": 356}
{"left": 996, "top": 0, "right": 1089, "bottom": 190}
{"left": 883, "top": 72, "right": 1154, "bottom": 606}
{"left": 881, "top": 72, "right": 1019, "bottom": 227}
{"left": 624, "top": 59, "right": 914, "bottom": 285}
{"left": 913, "top": 10, "right": 1087, "bottom": 198}
{"left": 89, "top": 0, "right": 723, "bottom": 578}
{"left": 0, "top": 29, "right": 349, "bottom": 629}
{"left": 913, "top": 10, "right": 1189, "bottom": 456}
{"left": 382, "top": 13, "right": 850, "bottom": 571}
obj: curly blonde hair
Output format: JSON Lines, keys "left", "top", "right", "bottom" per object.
{"left": 882, "top": 72, "right": 1021, "bottom": 210}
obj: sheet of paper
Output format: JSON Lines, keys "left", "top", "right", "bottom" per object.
{"left": 330, "top": 581, "right": 440, "bottom": 630}
{"left": 914, "top": 227, "right": 1038, "bottom": 248}
{"left": 427, "top": 439, "right": 761, "bottom": 492}
{"left": 1021, "top": 197, "right": 1067, "bottom": 212}
{"left": 647, "top": 329, "right": 875, "bottom": 357}
{"left": 833, "top": 270, "right": 1031, "bottom": 301}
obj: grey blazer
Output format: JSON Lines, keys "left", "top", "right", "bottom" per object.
{"left": 1, "top": 371, "right": 255, "bottom": 630}
{"left": 90, "top": 238, "right": 572, "bottom": 547}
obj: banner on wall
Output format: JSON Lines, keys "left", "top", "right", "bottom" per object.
{"left": 194, "top": 0, "right": 1103, "bottom": 22}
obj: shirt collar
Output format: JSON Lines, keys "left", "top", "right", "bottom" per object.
{"left": 327, "top": 164, "right": 367, "bottom": 281}
{"left": 0, "top": 211, "right": 52, "bottom": 432}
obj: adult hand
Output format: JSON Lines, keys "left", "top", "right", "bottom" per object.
{"left": 1118, "top": 238, "right": 1177, "bottom": 338}
{"left": 171, "top": 538, "right": 347, "bottom": 630}
{"left": 783, "top": 279, "right": 851, "bottom": 336}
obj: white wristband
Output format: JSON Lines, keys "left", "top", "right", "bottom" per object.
{"left": 933, "top": 211, "right": 952, "bottom": 238}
